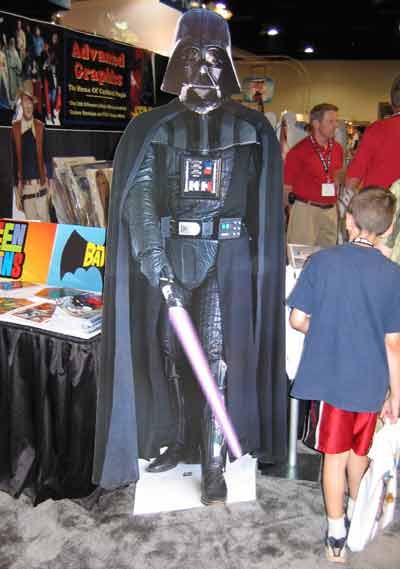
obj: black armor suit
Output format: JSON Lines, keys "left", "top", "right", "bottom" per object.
{"left": 92, "top": 9, "right": 286, "bottom": 504}
{"left": 124, "top": 106, "right": 261, "bottom": 503}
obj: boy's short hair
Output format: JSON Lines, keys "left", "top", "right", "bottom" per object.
{"left": 348, "top": 186, "right": 396, "bottom": 236}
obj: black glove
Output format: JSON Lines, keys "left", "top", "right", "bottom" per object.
{"left": 159, "top": 270, "right": 185, "bottom": 308}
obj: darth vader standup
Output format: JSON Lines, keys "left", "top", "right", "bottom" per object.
{"left": 93, "top": 8, "right": 286, "bottom": 505}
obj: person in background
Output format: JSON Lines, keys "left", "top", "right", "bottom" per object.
{"left": 345, "top": 75, "right": 400, "bottom": 192}
{"left": 284, "top": 103, "right": 344, "bottom": 247}
{"left": 42, "top": 42, "right": 59, "bottom": 124}
{"left": 24, "top": 23, "right": 34, "bottom": 61}
{"left": 0, "top": 37, "right": 11, "bottom": 109}
{"left": 15, "top": 20, "right": 26, "bottom": 59}
{"left": 32, "top": 25, "right": 44, "bottom": 61}
{"left": 6, "top": 36, "right": 22, "bottom": 103}
{"left": 287, "top": 187, "right": 400, "bottom": 562}
{"left": 12, "top": 83, "right": 52, "bottom": 221}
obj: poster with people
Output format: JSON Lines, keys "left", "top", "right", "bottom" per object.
{"left": 0, "top": 11, "right": 154, "bottom": 127}
{"left": 0, "top": 14, "right": 64, "bottom": 125}
{"left": 0, "top": 10, "right": 154, "bottom": 225}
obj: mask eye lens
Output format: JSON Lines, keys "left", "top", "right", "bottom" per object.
{"left": 183, "top": 47, "right": 201, "bottom": 63}
{"left": 205, "top": 48, "right": 222, "bottom": 66}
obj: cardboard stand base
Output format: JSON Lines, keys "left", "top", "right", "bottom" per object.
{"left": 133, "top": 453, "right": 257, "bottom": 515}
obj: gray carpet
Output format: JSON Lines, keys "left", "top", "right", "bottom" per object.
{"left": 0, "top": 472, "right": 399, "bottom": 569}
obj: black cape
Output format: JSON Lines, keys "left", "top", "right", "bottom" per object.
{"left": 93, "top": 98, "right": 286, "bottom": 489}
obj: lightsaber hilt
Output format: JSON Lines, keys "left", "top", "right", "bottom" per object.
{"left": 160, "top": 276, "right": 183, "bottom": 308}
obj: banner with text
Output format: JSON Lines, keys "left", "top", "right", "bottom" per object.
{"left": 0, "top": 11, "right": 154, "bottom": 129}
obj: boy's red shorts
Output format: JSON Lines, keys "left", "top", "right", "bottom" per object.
{"left": 303, "top": 401, "right": 378, "bottom": 455}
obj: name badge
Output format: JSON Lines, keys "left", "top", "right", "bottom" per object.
{"left": 321, "top": 183, "right": 335, "bottom": 197}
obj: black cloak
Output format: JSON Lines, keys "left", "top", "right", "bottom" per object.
{"left": 93, "top": 98, "right": 286, "bottom": 489}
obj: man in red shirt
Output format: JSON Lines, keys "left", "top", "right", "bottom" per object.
{"left": 284, "top": 103, "right": 344, "bottom": 247}
{"left": 345, "top": 75, "right": 400, "bottom": 191}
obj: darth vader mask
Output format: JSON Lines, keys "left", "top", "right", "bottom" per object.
{"left": 162, "top": 9, "right": 241, "bottom": 114}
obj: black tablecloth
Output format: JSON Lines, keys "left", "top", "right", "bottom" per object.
{"left": 0, "top": 322, "right": 100, "bottom": 504}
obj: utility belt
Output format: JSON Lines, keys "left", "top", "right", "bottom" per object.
{"left": 290, "top": 193, "right": 335, "bottom": 210}
{"left": 160, "top": 216, "right": 244, "bottom": 240}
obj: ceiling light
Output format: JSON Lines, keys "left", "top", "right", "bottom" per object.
{"left": 304, "top": 46, "right": 314, "bottom": 54}
{"left": 206, "top": 2, "right": 233, "bottom": 19}
{"left": 267, "top": 27, "right": 279, "bottom": 36}
{"left": 115, "top": 21, "right": 128, "bottom": 31}
{"left": 51, "top": 12, "right": 62, "bottom": 23}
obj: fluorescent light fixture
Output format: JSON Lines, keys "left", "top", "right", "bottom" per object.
{"left": 304, "top": 46, "right": 314, "bottom": 53}
{"left": 267, "top": 27, "right": 279, "bottom": 36}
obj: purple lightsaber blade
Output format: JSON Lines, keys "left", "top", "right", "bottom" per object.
{"left": 168, "top": 305, "right": 242, "bottom": 459}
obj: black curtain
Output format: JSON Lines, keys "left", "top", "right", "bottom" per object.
{"left": 0, "top": 323, "right": 100, "bottom": 504}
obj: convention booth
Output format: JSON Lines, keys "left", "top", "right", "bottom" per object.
{"left": 0, "top": 7, "right": 289, "bottom": 508}
{"left": 0, "top": 10, "right": 152, "bottom": 503}
{"left": 0, "top": 219, "right": 105, "bottom": 503}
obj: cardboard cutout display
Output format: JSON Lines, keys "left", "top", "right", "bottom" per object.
{"left": 93, "top": 8, "right": 287, "bottom": 506}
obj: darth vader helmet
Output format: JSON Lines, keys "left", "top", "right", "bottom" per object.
{"left": 161, "top": 8, "right": 241, "bottom": 114}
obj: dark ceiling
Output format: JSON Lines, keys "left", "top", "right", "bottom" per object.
{"left": 227, "top": 0, "right": 400, "bottom": 59}
{"left": 2, "top": 0, "right": 400, "bottom": 60}
{"left": 1, "top": 1, "right": 70, "bottom": 23}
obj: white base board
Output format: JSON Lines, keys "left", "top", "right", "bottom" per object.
{"left": 133, "top": 453, "right": 257, "bottom": 515}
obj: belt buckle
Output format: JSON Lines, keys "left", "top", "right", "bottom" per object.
{"left": 178, "top": 221, "right": 202, "bottom": 237}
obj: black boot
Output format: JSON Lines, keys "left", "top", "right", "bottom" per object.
{"left": 146, "top": 443, "right": 185, "bottom": 473}
{"left": 147, "top": 368, "right": 185, "bottom": 473}
{"left": 201, "top": 454, "right": 227, "bottom": 505}
{"left": 200, "top": 360, "right": 228, "bottom": 505}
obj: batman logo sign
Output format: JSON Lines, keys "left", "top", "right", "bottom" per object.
{"left": 60, "top": 230, "right": 105, "bottom": 282}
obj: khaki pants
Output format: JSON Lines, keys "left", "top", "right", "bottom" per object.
{"left": 287, "top": 200, "right": 338, "bottom": 247}
{"left": 22, "top": 180, "right": 50, "bottom": 222}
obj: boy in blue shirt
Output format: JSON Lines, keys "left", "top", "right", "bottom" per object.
{"left": 287, "top": 187, "right": 400, "bottom": 563}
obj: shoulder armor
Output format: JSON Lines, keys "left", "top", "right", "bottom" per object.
{"left": 152, "top": 124, "right": 170, "bottom": 145}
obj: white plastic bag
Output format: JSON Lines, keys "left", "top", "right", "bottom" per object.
{"left": 347, "top": 420, "right": 400, "bottom": 552}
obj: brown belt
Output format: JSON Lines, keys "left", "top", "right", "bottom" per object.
{"left": 295, "top": 195, "right": 335, "bottom": 209}
{"left": 22, "top": 188, "right": 48, "bottom": 201}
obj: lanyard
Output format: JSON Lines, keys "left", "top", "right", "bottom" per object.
{"left": 309, "top": 136, "right": 333, "bottom": 180}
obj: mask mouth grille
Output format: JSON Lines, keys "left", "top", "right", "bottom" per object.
{"left": 179, "top": 85, "right": 222, "bottom": 114}
{"left": 186, "top": 82, "right": 221, "bottom": 95}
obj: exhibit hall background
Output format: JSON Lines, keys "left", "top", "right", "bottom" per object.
{"left": 0, "top": 10, "right": 154, "bottom": 219}
{"left": 235, "top": 59, "right": 400, "bottom": 122}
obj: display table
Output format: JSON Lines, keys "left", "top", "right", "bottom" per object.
{"left": 0, "top": 321, "right": 100, "bottom": 504}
